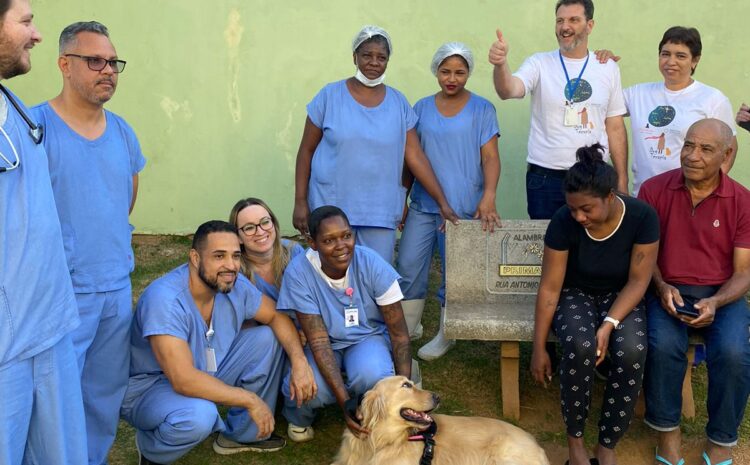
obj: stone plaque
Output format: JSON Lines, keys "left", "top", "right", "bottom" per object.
{"left": 486, "top": 227, "right": 545, "bottom": 295}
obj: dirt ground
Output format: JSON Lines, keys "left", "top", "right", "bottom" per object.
{"left": 125, "top": 235, "right": 749, "bottom": 465}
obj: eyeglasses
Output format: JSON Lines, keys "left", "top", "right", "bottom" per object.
{"left": 64, "top": 54, "right": 127, "bottom": 73}
{"left": 238, "top": 217, "right": 274, "bottom": 236}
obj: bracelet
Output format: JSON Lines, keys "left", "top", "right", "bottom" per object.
{"left": 603, "top": 316, "right": 620, "bottom": 328}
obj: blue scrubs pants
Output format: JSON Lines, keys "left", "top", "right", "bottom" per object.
{"left": 353, "top": 226, "right": 396, "bottom": 264}
{"left": 126, "top": 325, "right": 284, "bottom": 464}
{"left": 281, "top": 334, "right": 394, "bottom": 427}
{"left": 396, "top": 207, "right": 446, "bottom": 304}
{"left": 0, "top": 334, "right": 87, "bottom": 465}
{"left": 644, "top": 293, "right": 750, "bottom": 446}
{"left": 72, "top": 285, "right": 132, "bottom": 465}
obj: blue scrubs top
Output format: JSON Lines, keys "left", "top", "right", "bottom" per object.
{"left": 276, "top": 246, "right": 400, "bottom": 350}
{"left": 123, "top": 265, "right": 262, "bottom": 407}
{"left": 32, "top": 103, "right": 147, "bottom": 293}
{"left": 307, "top": 80, "right": 418, "bottom": 228}
{"left": 251, "top": 239, "right": 305, "bottom": 301}
{"left": 410, "top": 93, "right": 500, "bottom": 218}
{"left": 0, "top": 89, "right": 78, "bottom": 365}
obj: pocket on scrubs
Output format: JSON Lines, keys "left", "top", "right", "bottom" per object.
{"left": 0, "top": 287, "right": 13, "bottom": 357}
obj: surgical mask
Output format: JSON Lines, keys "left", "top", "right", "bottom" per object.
{"left": 353, "top": 57, "right": 386, "bottom": 87}
{"left": 354, "top": 68, "right": 386, "bottom": 87}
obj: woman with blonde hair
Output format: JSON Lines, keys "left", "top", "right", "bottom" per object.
{"left": 229, "top": 197, "right": 304, "bottom": 300}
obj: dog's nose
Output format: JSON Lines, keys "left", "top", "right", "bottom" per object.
{"left": 431, "top": 393, "right": 440, "bottom": 406}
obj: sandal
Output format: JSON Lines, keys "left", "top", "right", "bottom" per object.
{"left": 702, "top": 451, "right": 732, "bottom": 465}
{"left": 655, "top": 448, "right": 684, "bottom": 465}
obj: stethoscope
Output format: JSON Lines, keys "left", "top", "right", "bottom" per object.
{"left": 0, "top": 83, "right": 44, "bottom": 174}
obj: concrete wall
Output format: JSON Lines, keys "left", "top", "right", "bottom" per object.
{"left": 12, "top": 0, "right": 750, "bottom": 234}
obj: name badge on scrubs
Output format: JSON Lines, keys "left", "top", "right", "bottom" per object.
{"left": 344, "top": 306, "right": 359, "bottom": 328}
{"left": 564, "top": 102, "right": 579, "bottom": 126}
{"left": 205, "top": 347, "right": 217, "bottom": 373}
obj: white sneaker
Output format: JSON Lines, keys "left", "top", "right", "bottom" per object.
{"left": 287, "top": 423, "right": 314, "bottom": 443}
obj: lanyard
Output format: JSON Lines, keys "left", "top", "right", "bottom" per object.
{"left": 205, "top": 318, "right": 215, "bottom": 346}
{"left": 345, "top": 287, "right": 354, "bottom": 307}
{"left": 558, "top": 50, "right": 589, "bottom": 103}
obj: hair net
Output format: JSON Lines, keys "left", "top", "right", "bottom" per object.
{"left": 431, "top": 42, "right": 474, "bottom": 76}
{"left": 352, "top": 25, "right": 393, "bottom": 55}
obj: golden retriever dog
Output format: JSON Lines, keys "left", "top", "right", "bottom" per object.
{"left": 333, "top": 375, "right": 549, "bottom": 465}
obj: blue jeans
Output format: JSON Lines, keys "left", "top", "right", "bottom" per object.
{"left": 644, "top": 292, "right": 750, "bottom": 446}
{"left": 526, "top": 170, "right": 566, "bottom": 220}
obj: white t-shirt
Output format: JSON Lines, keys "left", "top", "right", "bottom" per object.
{"left": 514, "top": 50, "right": 626, "bottom": 170}
{"left": 624, "top": 80, "right": 736, "bottom": 195}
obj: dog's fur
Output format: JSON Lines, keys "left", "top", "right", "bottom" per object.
{"left": 332, "top": 376, "right": 550, "bottom": 465}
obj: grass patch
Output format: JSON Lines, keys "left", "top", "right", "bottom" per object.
{"left": 110, "top": 235, "right": 750, "bottom": 464}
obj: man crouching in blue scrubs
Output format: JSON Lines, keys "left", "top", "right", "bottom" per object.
{"left": 120, "top": 221, "right": 316, "bottom": 464}
{"left": 31, "top": 21, "right": 146, "bottom": 465}
{"left": 0, "top": 1, "right": 87, "bottom": 463}
{"left": 277, "top": 205, "right": 412, "bottom": 442}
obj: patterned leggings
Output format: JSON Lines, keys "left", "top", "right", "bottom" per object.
{"left": 552, "top": 287, "right": 647, "bottom": 448}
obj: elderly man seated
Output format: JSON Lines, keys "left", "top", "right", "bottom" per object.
{"left": 638, "top": 119, "right": 750, "bottom": 465}
{"left": 120, "top": 220, "right": 315, "bottom": 465}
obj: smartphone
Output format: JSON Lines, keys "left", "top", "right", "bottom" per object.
{"left": 675, "top": 295, "right": 699, "bottom": 318}
{"left": 739, "top": 119, "right": 750, "bottom": 133}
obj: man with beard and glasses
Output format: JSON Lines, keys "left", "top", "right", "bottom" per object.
{"left": 28, "top": 21, "right": 146, "bottom": 465}
{"left": 120, "top": 221, "right": 316, "bottom": 465}
{"left": 0, "top": 1, "right": 88, "bottom": 464}
{"left": 489, "top": 0, "right": 628, "bottom": 219}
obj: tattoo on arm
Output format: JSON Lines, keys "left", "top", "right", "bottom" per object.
{"left": 297, "top": 313, "right": 348, "bottom": 404}
{"left": 634, "top": 251, "right": 645, "bottom": 267}
{"left": 381, "top": 302, "right": 412, "bottom": 378}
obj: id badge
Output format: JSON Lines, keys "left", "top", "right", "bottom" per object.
{"left": 344, "top": 306, "right": 359, "bottom": 327}
{"left": 206, "top": 347, "right": 218, "bottom": 373}
{"left": 564, "top": 104, "right": 579, "bottom": 126}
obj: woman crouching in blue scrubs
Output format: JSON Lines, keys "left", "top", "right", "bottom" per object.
{"left": 277, "top": 205, "right": 411, "bottom": 442}
{"left": 229, "top": 197, "right": 305, "bottom": 301}
{"left": 397, "top": 42, "right": 501, "bottom": 359}
{"left": 292, "top": 25, "right": 458, "bottom": 264}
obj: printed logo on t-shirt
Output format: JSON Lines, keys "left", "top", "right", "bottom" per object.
{"left": 639, "top": 105, "right": 678, "bottom": 160}
{"left": 562, "top": 78, "right": 595, "bottom": 132}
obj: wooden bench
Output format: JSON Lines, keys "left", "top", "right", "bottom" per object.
{"left": 442, "top": 220, "right": 701, "bottom": 420}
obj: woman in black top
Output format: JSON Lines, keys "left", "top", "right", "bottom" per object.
{"left": 531, "top": 144, "right": 659, "bottom": 465}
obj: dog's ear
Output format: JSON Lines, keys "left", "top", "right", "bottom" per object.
{"left": 359, "top": 389, "right": 387, "bottom": 428}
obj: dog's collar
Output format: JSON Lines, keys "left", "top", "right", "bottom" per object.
{"left": 408, "top": 421, "right": 437, "bottom": 465}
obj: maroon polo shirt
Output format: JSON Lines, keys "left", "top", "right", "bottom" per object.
{"left": 638, "top": 169, "right": 750, "bottom": 286}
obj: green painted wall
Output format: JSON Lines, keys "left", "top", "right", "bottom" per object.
{"left": 12, "top": 0, "right": 750, "bottom": 234}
